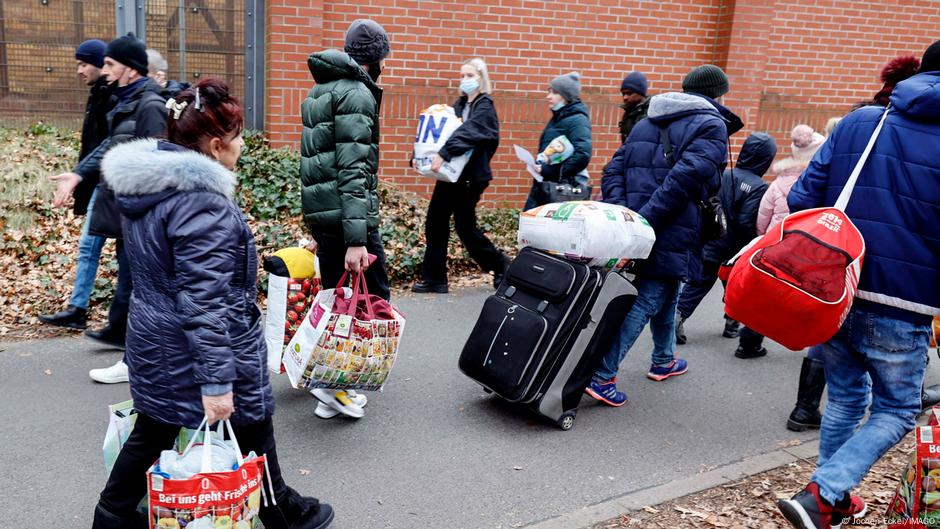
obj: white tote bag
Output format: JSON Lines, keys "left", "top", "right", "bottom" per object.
{"left": 413, "top": 104, "right": 472, "bottom": 183}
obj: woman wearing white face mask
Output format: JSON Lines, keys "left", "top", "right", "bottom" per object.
{"left": 524, "top": 72, "right": 593, "bottom": 210}
{"left": 412, "top": 58, "right": 509, "bottom": 293}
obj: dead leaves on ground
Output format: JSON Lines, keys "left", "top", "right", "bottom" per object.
{"left": 591, "top": 437, "right": 914, "bottom": 528}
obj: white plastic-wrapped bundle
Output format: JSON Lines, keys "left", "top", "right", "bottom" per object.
{"left": 413, "top": 104, "right": 471, "bottom": 183}
{"left": 518, "top": 201, "right": 656, "bottom": 267}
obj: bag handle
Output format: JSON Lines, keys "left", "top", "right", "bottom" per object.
{"left": 659, "top": 125, "right": 675, "bottom": 167}
{"left": 834, "top": 106, "right": 890, "bottom": 211}
{"left": 180, "top": 417, "right": 245, "bottom": 473}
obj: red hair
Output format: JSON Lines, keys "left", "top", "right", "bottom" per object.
{"left": 166, "top": 78, "right": 243, "bottom": 153}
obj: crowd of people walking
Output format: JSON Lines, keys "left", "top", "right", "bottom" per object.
{"left": 32, "top": 20, "right": 940, "bottom": 529}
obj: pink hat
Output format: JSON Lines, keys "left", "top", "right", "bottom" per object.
{"left": 791, "top": 125, "right": 825, "bottom": 163}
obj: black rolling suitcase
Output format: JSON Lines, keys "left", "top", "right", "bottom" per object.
{"left": 458, "top": 247, "right": 637, "bottom": 430}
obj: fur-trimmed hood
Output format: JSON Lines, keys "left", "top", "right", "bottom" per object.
{"left": 648, "top": 92, "right": 718, "bottom": 122}
{"left": 103, "top": 139, "right": 236, "bottom": 199}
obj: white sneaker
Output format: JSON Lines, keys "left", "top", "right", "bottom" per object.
{"left": 89, "top": 360, "right": 129, "bottom": 384}
{"left": 311, "top": 389, "right": 366, "bottom": 418}
{"left": 314, "top": 390, "right": 368, "bottom": 419}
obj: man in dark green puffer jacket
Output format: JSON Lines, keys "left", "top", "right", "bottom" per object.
{"left": 301, "top": 19, "right": 391, "bottom": 300}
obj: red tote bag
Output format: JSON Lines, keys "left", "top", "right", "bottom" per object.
{"left": 719, "top": 108, "right": 888, "bottom": 351}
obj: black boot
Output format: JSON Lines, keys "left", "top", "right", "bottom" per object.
{"left": 492, "top": 253, "right": 510, "bottom": 290}
{"left": 723, "top": 317, "right": 741, "bottom": 338}
{"left": 262, "top": 487, "right": 334, "bottom": 529}
{"left": 735, "top": 327, "right": 767, "bottom": 359}
{"left": 675, "top": 315, "right": 688, "bottom": 345}
{"left": 38, "top": 305, "right": 87, "bottom": 329}
{"left": 85, "top": 324, "right": 126, "bottom": 349}
{"left": 411, "top": 280, "right": 448, "bottom": 294}
{"left": 787, "top": 357, "right": 826, "bottom": 432}
{"left": 922, "top": 384, "right": 940, "bottom": 411}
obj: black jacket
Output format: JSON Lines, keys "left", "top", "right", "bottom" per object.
{"left": 702, "top": 132, "right": 775, "bottom": 264}
{"left": 74, "top": 76, "right": 115, "bottom": 215}
{"left": 619, "top": 97, "right": 650, "bottom": 143}
{"left": 438, "top": 94, "right": 500, "bottom": 184}
{"left": 75, "top": 78, "right": 168, "bottom": 238}
{"left": 537, "top": 100, "right": 592, "bottom": 183}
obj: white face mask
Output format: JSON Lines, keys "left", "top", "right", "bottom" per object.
{"left": 552, "top": 102, "right": 565, "bottom": 111}
{"left": 460, "top": 78, "right": 480, "bottom": 95}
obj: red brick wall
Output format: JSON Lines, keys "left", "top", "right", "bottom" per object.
{"left": 266, "top": 0, "right": 939, "bottom": 202}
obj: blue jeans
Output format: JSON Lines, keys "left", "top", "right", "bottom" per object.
{"left": 69, "top": 189, "right": 107, "bottom": 309}
{"left": 810, "top": 307, "right": 930, "bottom": 504}
{"left": 595, "top": 277, "right": 680, "bottom": 380}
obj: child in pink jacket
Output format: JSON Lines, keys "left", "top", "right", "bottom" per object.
{"left": 756, "top": 124, "right": 826, "bottom": 234}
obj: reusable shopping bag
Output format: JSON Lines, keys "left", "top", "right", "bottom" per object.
{"left": 263, "top": 247, "right": 320, "bottom": 373}
{"left": 147, "top": 418, "right": 270, "bottom": 529}
{"left": 518, "top": 201, "right": 656, "bottom": 268}
{"left": 719, "top": 108, "right": 889, "bottom": 351}
{"left": 282, "top": 270, "right": 405, "bottom": 391}
{"left": 887, "top": 412, "right": 940, "bottom": 528}
{"left": 413, "top": 104, "right": 471, "bottom": 183}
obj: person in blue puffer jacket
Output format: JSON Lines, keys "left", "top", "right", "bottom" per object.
{"left": 776, "top": 41, "right": 940, "bottom": 529}
{"left": 91, "top": 79, "right": 334, "bottom": 529}
{"left": 588, "top": 65, "right": 743, "bottom": 407}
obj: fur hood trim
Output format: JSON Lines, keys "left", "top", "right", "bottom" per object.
{"left": 102, "top": 139, "right": 236, "bottom": 199}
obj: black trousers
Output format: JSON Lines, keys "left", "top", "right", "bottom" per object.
{"left": 94, "top": 414, "right": 310, "bottom": 529}
{"left": 421, "top": 180, "right": 505, "bottom": 283}
{"left": 108, "top": 239, "right": 132, "bottom": 331}
{"left": 311, "top": 227, "right": 391, "bottom": 301}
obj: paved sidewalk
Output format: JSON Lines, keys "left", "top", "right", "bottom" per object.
{"left": 0, "top": 285, "right": 855, "bottom": 528}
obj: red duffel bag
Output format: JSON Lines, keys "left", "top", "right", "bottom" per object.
{"left": 719, "top": 108, "right": 888, "bottom": 351}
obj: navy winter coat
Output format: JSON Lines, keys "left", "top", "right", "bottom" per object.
{"left": 439, "top": 94, "right": 500, "bottom": 184}
{"left": 537, "top": 100, "right": 592, "bottom": 182}
{"left": 788, "top": 71, "right": 940, "bottom": 324}
{"left": 103, "top": 139, "right": 274, "bottom": 428}
{"left": 703, "top": 132, "right": 775, "bottom": 263}
{"left": 601, "top": 92, "right": 732, "bottom": 281}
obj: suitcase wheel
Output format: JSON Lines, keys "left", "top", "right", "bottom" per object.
{"left": 557, "top": 412, "right": 576, "bottom": 431}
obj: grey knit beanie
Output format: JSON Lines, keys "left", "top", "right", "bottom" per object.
{"left": 550, "top": 72, "right": 582, "bottom": 103}
{"left": 344, "top": 19, "right": 390, "bottom": 66}
{"left": 682, "top": 64, "right": 730, "bottom": 99}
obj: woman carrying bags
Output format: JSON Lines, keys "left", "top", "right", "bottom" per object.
{"left": 524, "top": 71, "right": 593, "bottom": 210}
{"left": 413, "top": 58, "right": 510, "bottom": 293}
{"left": 91, "top": 79, "right": 333, "bottom": 529}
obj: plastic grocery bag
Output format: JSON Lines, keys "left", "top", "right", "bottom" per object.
{"left": 264, "top": 247, "right": 321, "bottom": 373}
{"left": 413, "top": 104, "right": 471, "bottom": 183}
{"left": 103, "top": 400, "right": 194, "bottom": 474}
{"left": 518, "top": 201, "right": 656, "bottom": 267}
{"left": 283, "top": 271, "right": 405, "bottom": 391}
{"left": 147, "top": 418, "right": 268, "bottom": 529}
{"left": 536, "top": 135, "right": 575, "bottom": 165}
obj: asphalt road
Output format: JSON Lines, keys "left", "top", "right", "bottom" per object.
{"left": 4, "top": 284, "right": 924, "bottom": 528}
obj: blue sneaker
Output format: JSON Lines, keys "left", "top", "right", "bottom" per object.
{"left": 584, "top": 378, "right": 628, "bottom": 407}
{"left": 647, "top": 358, "right": 688, "bottom": 381}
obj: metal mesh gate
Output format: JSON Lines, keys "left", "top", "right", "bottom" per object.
{"left": 0, "top": 0, "right": 117, "bottom": 127}
{"left": 145, "top": 0, "right": 246, "bottom": 104}
{"left": 0, "top": 0, "right": 261, "bottom": 129}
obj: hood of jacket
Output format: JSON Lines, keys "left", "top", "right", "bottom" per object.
{"left": 551, "top": 100, "right": 589, "bottom": 122}
{"left": 771, "top": 157, "right": 808, "bottom": 179}
{"left": 891, "top": 71, "right": 940, "bottom": 121}
{"left": 735, "top": 132, "right": 777, "bottom": 176}
{"left": 649, "top": 92, "right": 743, "bottom": 135}
{"left": 307, "top": 49, "right": 379, "bottom": 90}
{"left": 103, "top": 139, "right": 236, "bottom": 218}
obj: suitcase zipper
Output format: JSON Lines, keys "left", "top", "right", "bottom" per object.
{"left": 481, "top": 312, "right": 510, "bottom": 367}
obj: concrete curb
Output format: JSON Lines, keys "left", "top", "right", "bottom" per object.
{"left": 522, "top": 440, "right": 820, "bottom": 529}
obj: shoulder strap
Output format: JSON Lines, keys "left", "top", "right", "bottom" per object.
{"left": 659, "top": 125, "right": 675, "bottom": 167}
{"left": 834, "top": 106, "right": 890, "bottom": 211}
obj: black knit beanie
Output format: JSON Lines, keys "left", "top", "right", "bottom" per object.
{"left": 682, "top": 64, "right": 730, "bottom": 99}
{"left": 920, "top": 40, "right": 940, "bottom": 73}
{"left": 344, "top": 20, "right": 390, "bottom": 66}
{"left": 105, "top": 33, "right": 149, "bottom": 75}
